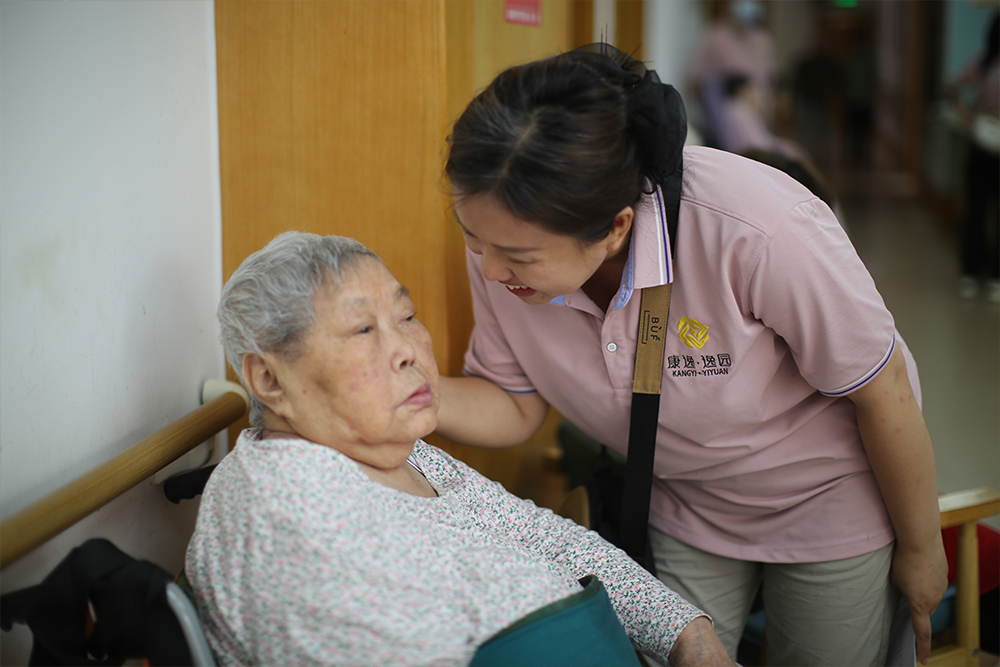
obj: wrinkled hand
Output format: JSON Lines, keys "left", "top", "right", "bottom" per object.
{"left": 891, "top": 540, "right": 948, "bottom": 665}
{"left": 668, "top": 617, "right": 736, "bottom": 667}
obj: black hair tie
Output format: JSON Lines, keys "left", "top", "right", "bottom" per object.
{"left": 571, "top": 43, "right": 687, "bottom": 188}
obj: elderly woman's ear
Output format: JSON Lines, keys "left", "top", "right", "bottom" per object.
{"left": 242, "top": 352, "right": 287, "bottom": 419}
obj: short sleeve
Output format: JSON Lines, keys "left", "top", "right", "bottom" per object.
{"left": 746, "top": 197, "right": 895, "bottom": 396}
{"left": 462, "top": 249, "right": 538, "bottom": 394}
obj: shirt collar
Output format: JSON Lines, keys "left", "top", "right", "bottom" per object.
{"left": 610, "top": 185, "right": 674, "bottom": 310}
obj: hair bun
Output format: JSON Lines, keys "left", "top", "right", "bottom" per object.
{"left": 628, "top": 74, "right": 686, "bottom": 185}
{"left": 571, "top": 43, "right": 687, "bottom": 186}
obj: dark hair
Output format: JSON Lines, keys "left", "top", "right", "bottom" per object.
{"left": 446, "top": 45, "right": 685, "bottom": 243}
{"left": 724, "top": 73, "right": 751, "bottom": 98}
{"left": 985, "top": 11, "right": 999, "bottom": 73}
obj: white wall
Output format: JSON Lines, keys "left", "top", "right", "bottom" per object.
{"left": 643, "top": 0, "right": 707, "bottom": 143}
{"left": 644, "top": 0, "right": 705, "bottom": 94}
{"left": 0, "top": 2, "right": 223, "bottom": 662}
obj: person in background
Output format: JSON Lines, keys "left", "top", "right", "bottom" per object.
{"left": 722, "top": 73, "right": 807, "bottom": 163}
{"left": 689, "top": 0, "right": 778, "bottom": 147}
{"left": 948, "top": 12, "right": 999, "bottom": 303}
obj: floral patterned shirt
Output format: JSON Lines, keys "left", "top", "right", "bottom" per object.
{"left": 186, "top": 429, "right": 705, "bottom": 666}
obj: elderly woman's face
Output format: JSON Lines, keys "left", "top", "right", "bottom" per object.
{"left": 267, "top": 258, "right": 439, "bottom": 469}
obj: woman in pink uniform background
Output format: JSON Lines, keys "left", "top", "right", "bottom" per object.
{"left": 433, "top": 45, "right": 947, "bottom": 666}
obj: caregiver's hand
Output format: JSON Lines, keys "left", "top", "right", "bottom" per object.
{"left": 891, "top": 540, "right": 948, "bottom": 665}
{"left": 668, "top": 617, "right": 737, "bottom": 667}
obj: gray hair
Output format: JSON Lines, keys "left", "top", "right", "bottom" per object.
{"left": 218, "top": 231, "right": 381, "bottom": 426}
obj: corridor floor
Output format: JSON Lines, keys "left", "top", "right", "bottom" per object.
{"left": 843, "top": 190, "right": 1000, "bottom": 507}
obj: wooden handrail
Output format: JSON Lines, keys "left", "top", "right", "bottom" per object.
{"left": 928, "top": 487, "right": 1000, "bottom": 667}
{"left": 938, "top": 487, "right": 1000, "bottom": 528}
{"left": 0, "top": 389, "right": 248, "bottom": 570}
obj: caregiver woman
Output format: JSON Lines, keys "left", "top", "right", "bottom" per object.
{"left": 434, "top": 45, "right": 947, "bottom": 666}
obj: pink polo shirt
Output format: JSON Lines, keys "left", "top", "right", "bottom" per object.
{"left": 464, "top": 146, "right": 913, "bottom": 563}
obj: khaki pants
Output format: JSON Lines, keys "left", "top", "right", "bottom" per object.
{"left": 648, "top": 527, "right": 898, "bottom": 666}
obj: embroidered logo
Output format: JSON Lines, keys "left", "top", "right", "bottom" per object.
{"left": 677, "top": 317, "right": 709, "bottom": 349}
{"left": 668, "top": 353, "right": 731, "bottom": 377}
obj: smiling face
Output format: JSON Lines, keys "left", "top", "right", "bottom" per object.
{"left": 259, "top": 258, "right": 439, "bottom": 469}
{"left": 454, "top": 194, "right": 630, "bottom": 305}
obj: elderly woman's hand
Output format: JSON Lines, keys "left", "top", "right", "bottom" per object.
{"left": 667, "top": 617, "right": 737, "bottom": 667}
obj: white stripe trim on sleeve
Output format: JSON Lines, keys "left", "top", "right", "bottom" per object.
{"left": 462, "top": 367, "right": 538, "bottom": 394}
{"left": 820, "top": 337, "right": 896, "bottom": 397}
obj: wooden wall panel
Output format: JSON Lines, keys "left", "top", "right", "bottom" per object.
{"left": 571, "top": 0, "right": 595, "bottom": 49}
{"left": 217, "top": 1, "right": 452, "bottom": 365}
{"left": 615, "top": 0, "right": 644, "bottom": 61}
{"left": 473, "top": 0, "right": 575, "bottom": 88}
{"left": 444, "top": 0, "right": 476, "bottom": 377}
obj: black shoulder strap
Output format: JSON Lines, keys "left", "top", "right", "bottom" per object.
{"left": 617, "top": 170, "right": 681, "bottom": 573}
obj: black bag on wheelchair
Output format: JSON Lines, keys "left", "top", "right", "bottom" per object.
{"left": 1, "top": 538, "right": 213, "bottom": 666}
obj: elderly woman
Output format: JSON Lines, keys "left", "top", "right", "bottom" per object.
{"left": 186, "top": 231, "right": 733, "bottom": 666}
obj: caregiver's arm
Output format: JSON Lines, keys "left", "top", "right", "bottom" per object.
{"left": 436, "top": 375, "right": 550, "bottom": 447}
{"left": 849, "top": 347, "right": 948, "bottom": 666}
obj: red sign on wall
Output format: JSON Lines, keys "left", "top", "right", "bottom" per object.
{"left": 504, "top": 0, "right": 541, "bottom": 26}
